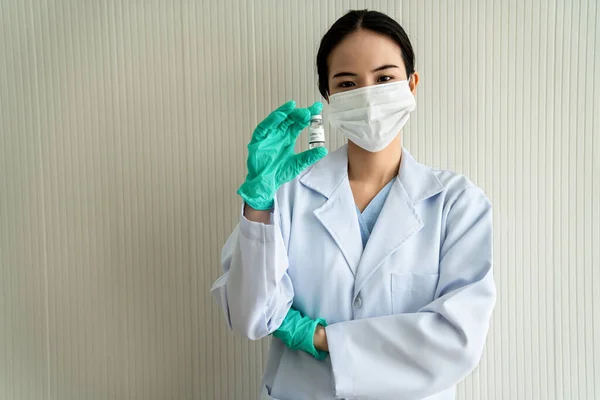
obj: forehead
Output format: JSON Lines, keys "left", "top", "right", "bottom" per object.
{"left": 327, "top": 29, "right": 405, "bottom": 75}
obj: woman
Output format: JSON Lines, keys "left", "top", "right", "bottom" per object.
{"left": 211, "top": 10, "right": 495, "bottom": 400}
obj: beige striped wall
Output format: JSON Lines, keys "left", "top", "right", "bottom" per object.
{"left": 1, "top": 1, "right": 599, "bottom": 399}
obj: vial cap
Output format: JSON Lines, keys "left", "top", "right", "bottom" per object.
{"left": 310, "top": 114, "right": 322, "bottom": 121}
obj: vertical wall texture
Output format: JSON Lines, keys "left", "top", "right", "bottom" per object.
{"left": 0, "top": 1, "right": 598, "bottom": 399}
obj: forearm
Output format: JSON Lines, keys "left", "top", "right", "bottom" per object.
{"left": 326, "top": 270, "right": 495, "bottom": 399}
{"left": 212, "top": 213, "right": 294, "bottom": 340}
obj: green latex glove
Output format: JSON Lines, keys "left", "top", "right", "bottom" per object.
{"left": 273, "top": 307, "right": 328, "bottom": 360}
{"left": 238, "top": 101, "right": 327, "bottom": 211}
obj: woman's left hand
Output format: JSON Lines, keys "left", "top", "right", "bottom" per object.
{"left": 272, "top": 307, "right": 329, "bottom": 360}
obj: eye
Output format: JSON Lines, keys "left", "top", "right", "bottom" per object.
{"left": 338, "top": 81, "right": 356, "bottom": 88}
{"left": 377, "top": 75, "right": 394, "bottom": 83}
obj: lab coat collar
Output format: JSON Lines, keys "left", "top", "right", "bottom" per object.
{"left": 398, "top": 148, "right": 445, "bottom": 203}
{"left": 300, "top": 145, "right": 444, "bottom": 205}
{"left": 299, "top": 145, "right": 349, "bottom": 199}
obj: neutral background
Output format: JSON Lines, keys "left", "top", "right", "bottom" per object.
{"left": 1, "top": 0, "right": 599, "bottom": 399}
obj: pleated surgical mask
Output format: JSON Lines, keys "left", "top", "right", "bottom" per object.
{"left": 328, "top": 80, "right": 416, "bottom": 152}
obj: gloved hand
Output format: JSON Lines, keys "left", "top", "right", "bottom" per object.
{"left": 273, "top": 307, "right": 328, "bottom": 360}
{"left": 238, "top": 101, "right": 327, "bottom": 211}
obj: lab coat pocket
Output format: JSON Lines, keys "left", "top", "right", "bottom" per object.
{"left": 391, "top": 272, "right": 440, "bottom": 314}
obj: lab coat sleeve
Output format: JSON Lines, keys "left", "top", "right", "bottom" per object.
{"left": 326, "top": 186, "right": 496, "bottom": 400}
{"left": 210, "top": 201, "right": 293, "bottom": 340}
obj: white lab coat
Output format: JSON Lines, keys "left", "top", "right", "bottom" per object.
{"left": 211, "top": 145, "right": 496, "bottom": 400}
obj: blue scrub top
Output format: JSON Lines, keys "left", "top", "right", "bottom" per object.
{"left": 355, "top": 179, "right": 395, "bottom": 248}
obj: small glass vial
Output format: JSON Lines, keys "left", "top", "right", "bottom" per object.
{"left": 308, "top": 115, "right": 325, "bottom": 149}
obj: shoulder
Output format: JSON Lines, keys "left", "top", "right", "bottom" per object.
{"left": 402, "top": 151, "right": 491, "bottom": 216}
{"left": 400, "top": 149, "right": 490, "bottom": 210}
{"left": 425, "top": 168, "right": 492, "bottom": 225}
{"left": 433, "top": 168, "right": 489, "bottom": 202}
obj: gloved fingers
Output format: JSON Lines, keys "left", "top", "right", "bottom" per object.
{"left": 287, "top": 102, "right": 322, "bottom": 143}
{"left": 307, "top": 101, "right": 323, "bottom": 116}
{"left": 252, "top": 101, "right": 296, "bottom": 142}
{"left": 278, "top": 147, "right": 328, "bottom": 183}
{"left": 293, "top": 147, "right": 328, "bottom": 171}
{"left": 278, "top": 108, "right": 311, "bottom": 145}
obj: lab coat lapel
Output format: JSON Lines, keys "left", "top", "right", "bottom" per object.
{"left": 313, "top": 179, "right": 363, "bottom": 276}
{"left": 353, "top": 179, "right": 422, "bottom": 295}
{"left": 353, "top": 149, "right": 445, "bottom": 295}
{"left": 300, "top": 146, "right": 362, "bottom": 276}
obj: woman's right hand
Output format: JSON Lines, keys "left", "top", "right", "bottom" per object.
{"left": 313, "top": 325, "right": 329, "bottom": 352}
{"left": 237, "top": 101, "right": 327, "bottom": 211}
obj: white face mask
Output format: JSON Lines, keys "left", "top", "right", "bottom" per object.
{"left": 328, "top": 80, "right": 416, "bottom": 153}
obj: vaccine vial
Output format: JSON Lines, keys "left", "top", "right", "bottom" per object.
{"left": 308, "top": 115, "right": 325, "bottom": 149}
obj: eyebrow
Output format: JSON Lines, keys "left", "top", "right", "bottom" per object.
{"left": 332, "top": 64, "right": 400, "bottom": 79}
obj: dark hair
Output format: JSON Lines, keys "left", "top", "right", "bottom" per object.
{"left": 316, "top": 10, "right": 416, "bottom": 98}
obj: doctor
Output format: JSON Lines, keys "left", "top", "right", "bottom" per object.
{"left": 211, "top": 9, "right": 495, "bottom": 400}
